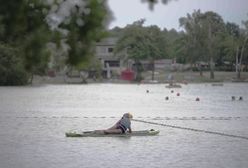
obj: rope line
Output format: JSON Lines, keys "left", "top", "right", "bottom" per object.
{"left": 0, "top": 116, "right": 247, "bottom": 120}
{"left": 132, "top": 119, "right": 248, "bottom": 141}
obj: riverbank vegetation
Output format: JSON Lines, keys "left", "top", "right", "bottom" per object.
{"left": 112, "top": 10, "right": 248, "bottom": 81}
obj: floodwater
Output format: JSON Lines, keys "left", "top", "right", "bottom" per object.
{"left": 0, "top": 83, "right": 248, "bottom": 168}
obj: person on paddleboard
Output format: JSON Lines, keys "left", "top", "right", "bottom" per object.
{"left": 103, "top": 113, "right": 133, "bottom": 134}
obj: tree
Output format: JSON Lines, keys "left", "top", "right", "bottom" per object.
{"left": 50, "top": 0, "right": 111, "bottom": 73}
{"left": 201, "top": 11, "right": 225, "bottom": 79}
{"left": 0, "top": 0, "right": 111, "bottom": 85}
{"left": 115, "top": 20, "right": 167, "bottom": 81}
{"left": 220, "top": 22, "right": 241, "bottom": 71}
{"left": 114, "top": 20, "right": 148, "bottom": 81}
{"left": 146, "top": 25, "right": 168, "bottom": 80}
{"left": 179, "top": 10, "right": 209, "bottom": 75}
{"left": 22, "top": 27, "right": 51, "bottom": 82}
{"left": 0, "top": 0, "right": 51, "bottom": 84}
{"left": 221, "top": 20, "right": 248, "bottom": 79}
{"left": 237, "top": 19, "right": 248, "bottom": 79}
{"left": 179, "top": 10, "right": 225, "bottom": 78}
{"left": 0, "top": 44, "right": 28, "bottom": 85}
{"left": 163, "top": 29, "right": 184, "bottom": 62}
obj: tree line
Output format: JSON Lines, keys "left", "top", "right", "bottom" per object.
{"left": 111, "top": 10, "right": 248, "bottom": 80}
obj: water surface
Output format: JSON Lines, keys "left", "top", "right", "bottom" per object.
{"left": 0, "top": 83, "right": 248, "bottom": 168}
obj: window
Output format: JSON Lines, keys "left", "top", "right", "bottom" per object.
{"left": 104, "top": 60, "right": 120, "bottom": 67}
{"left": 108, "top": 47, "right": 114, "bottom": 53}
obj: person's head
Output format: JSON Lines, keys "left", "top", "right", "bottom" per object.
{"left": 123, "top": 113, "right": 133, "bottom": 119}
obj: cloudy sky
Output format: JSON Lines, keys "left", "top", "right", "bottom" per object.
{"left": 107, "top": 0, "right": 248, "bottom": 30}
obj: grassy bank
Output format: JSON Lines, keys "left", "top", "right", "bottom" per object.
{"left": 32, "top": 71, "right": 248, "bottom": 85}
{"left": 142, "top": 71, "right": 248, "bottom": 83}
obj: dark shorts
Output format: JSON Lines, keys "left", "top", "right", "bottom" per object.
{"left": 117, "top": 125, "right": 127, "bottom": 133}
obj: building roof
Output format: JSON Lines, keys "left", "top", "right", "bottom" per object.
{"left": 96, "top": 37, "right": 118, "bottom": 46}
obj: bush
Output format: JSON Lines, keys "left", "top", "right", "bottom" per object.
{"left": 192, "top": 67, "right": 209, "bottom": 72}
{"left": 0, "top": 44, "right": 29, "bottom": 85}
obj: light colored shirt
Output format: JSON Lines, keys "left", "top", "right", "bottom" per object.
{"left": 119, "top": 117, "right": 131, "bottom": 129}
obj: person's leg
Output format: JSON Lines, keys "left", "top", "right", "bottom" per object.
{"left": 94, "top": 130, "right": 105, "bottom": 134}
{"left": 107, "top": 122, "right": 121, "bottom": 130}
{"left": 107, "top": 124, "right": 117, "bottom": 130}
{"left": 107, "top": 120, "right": 121, "bottom": 130}
{"left": 104, "top": 129, "right": 122, "bottom": 134}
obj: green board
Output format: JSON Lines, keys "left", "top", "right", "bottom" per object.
{"left": 65, "top": 129, "right": 160, "bottom": 137}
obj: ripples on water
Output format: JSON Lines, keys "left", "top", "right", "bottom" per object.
{"left": 0, "top": 83, "right": 248, "bottom": 168}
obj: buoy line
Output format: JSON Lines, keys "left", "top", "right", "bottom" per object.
{"left": 132, "top": 119, "right": 248, "bottom": 141}
{"left": 0, "top": 116, "right": 247, "bottom": 120}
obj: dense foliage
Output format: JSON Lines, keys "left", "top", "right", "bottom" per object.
{"left": 0, "top": 44, "right": 28, "bottom": 85}
{"left": 56, "top": 0, "right": 110, "bottom": 67}
{"left": 0, "top": 0, "right": 51, "bottom": 85}
{"left": 111, "top": 10, "right": 248, "bottom": 79}
{"left": 0, "top": 0, "right": 110, "bottom": 85}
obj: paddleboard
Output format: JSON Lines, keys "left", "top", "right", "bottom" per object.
{"left": 65, "top": 129, "right": 159, "bottom": 137}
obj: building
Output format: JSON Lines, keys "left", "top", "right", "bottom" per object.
{"left": 154, "top": 59, "right": 174, "bottom": 70}
{"left": 95, "top": 37, "right": 177, "bottom": 79}
{"left": 95, "top": 37, "right": 127, "bottom": 78}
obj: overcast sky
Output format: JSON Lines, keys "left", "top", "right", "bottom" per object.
{"left": 107, "top": 0, "right": 248, "bottom": 30}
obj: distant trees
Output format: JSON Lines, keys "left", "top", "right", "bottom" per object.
{"left": 178, "top": 10, "right": 248, "bottom": 79}
{"left": 111, "top": 10, "right": 248, "bottom": 81}
{"left": 114, "top": 19, "right": 168, "bottom": 81}
{"left": 179, "top": 10, "right": 225, "bottom": 79}
{"left": 237, "top": 20, "right": 248, "bottom": 79}
{"left": 219, "top": 21, "right": 248, "bottom": 79}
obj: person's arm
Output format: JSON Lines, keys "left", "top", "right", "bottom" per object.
{"left": 128, "top": 127, "right": 132, "bottom": 133}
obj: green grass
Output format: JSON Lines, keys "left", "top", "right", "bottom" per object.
{"left": 141, "top": 71, "right": 248, "bottom": 83}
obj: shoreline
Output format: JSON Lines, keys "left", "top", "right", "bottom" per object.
{"left": 32, "top": 71, "right": 248, "bottom": 85}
